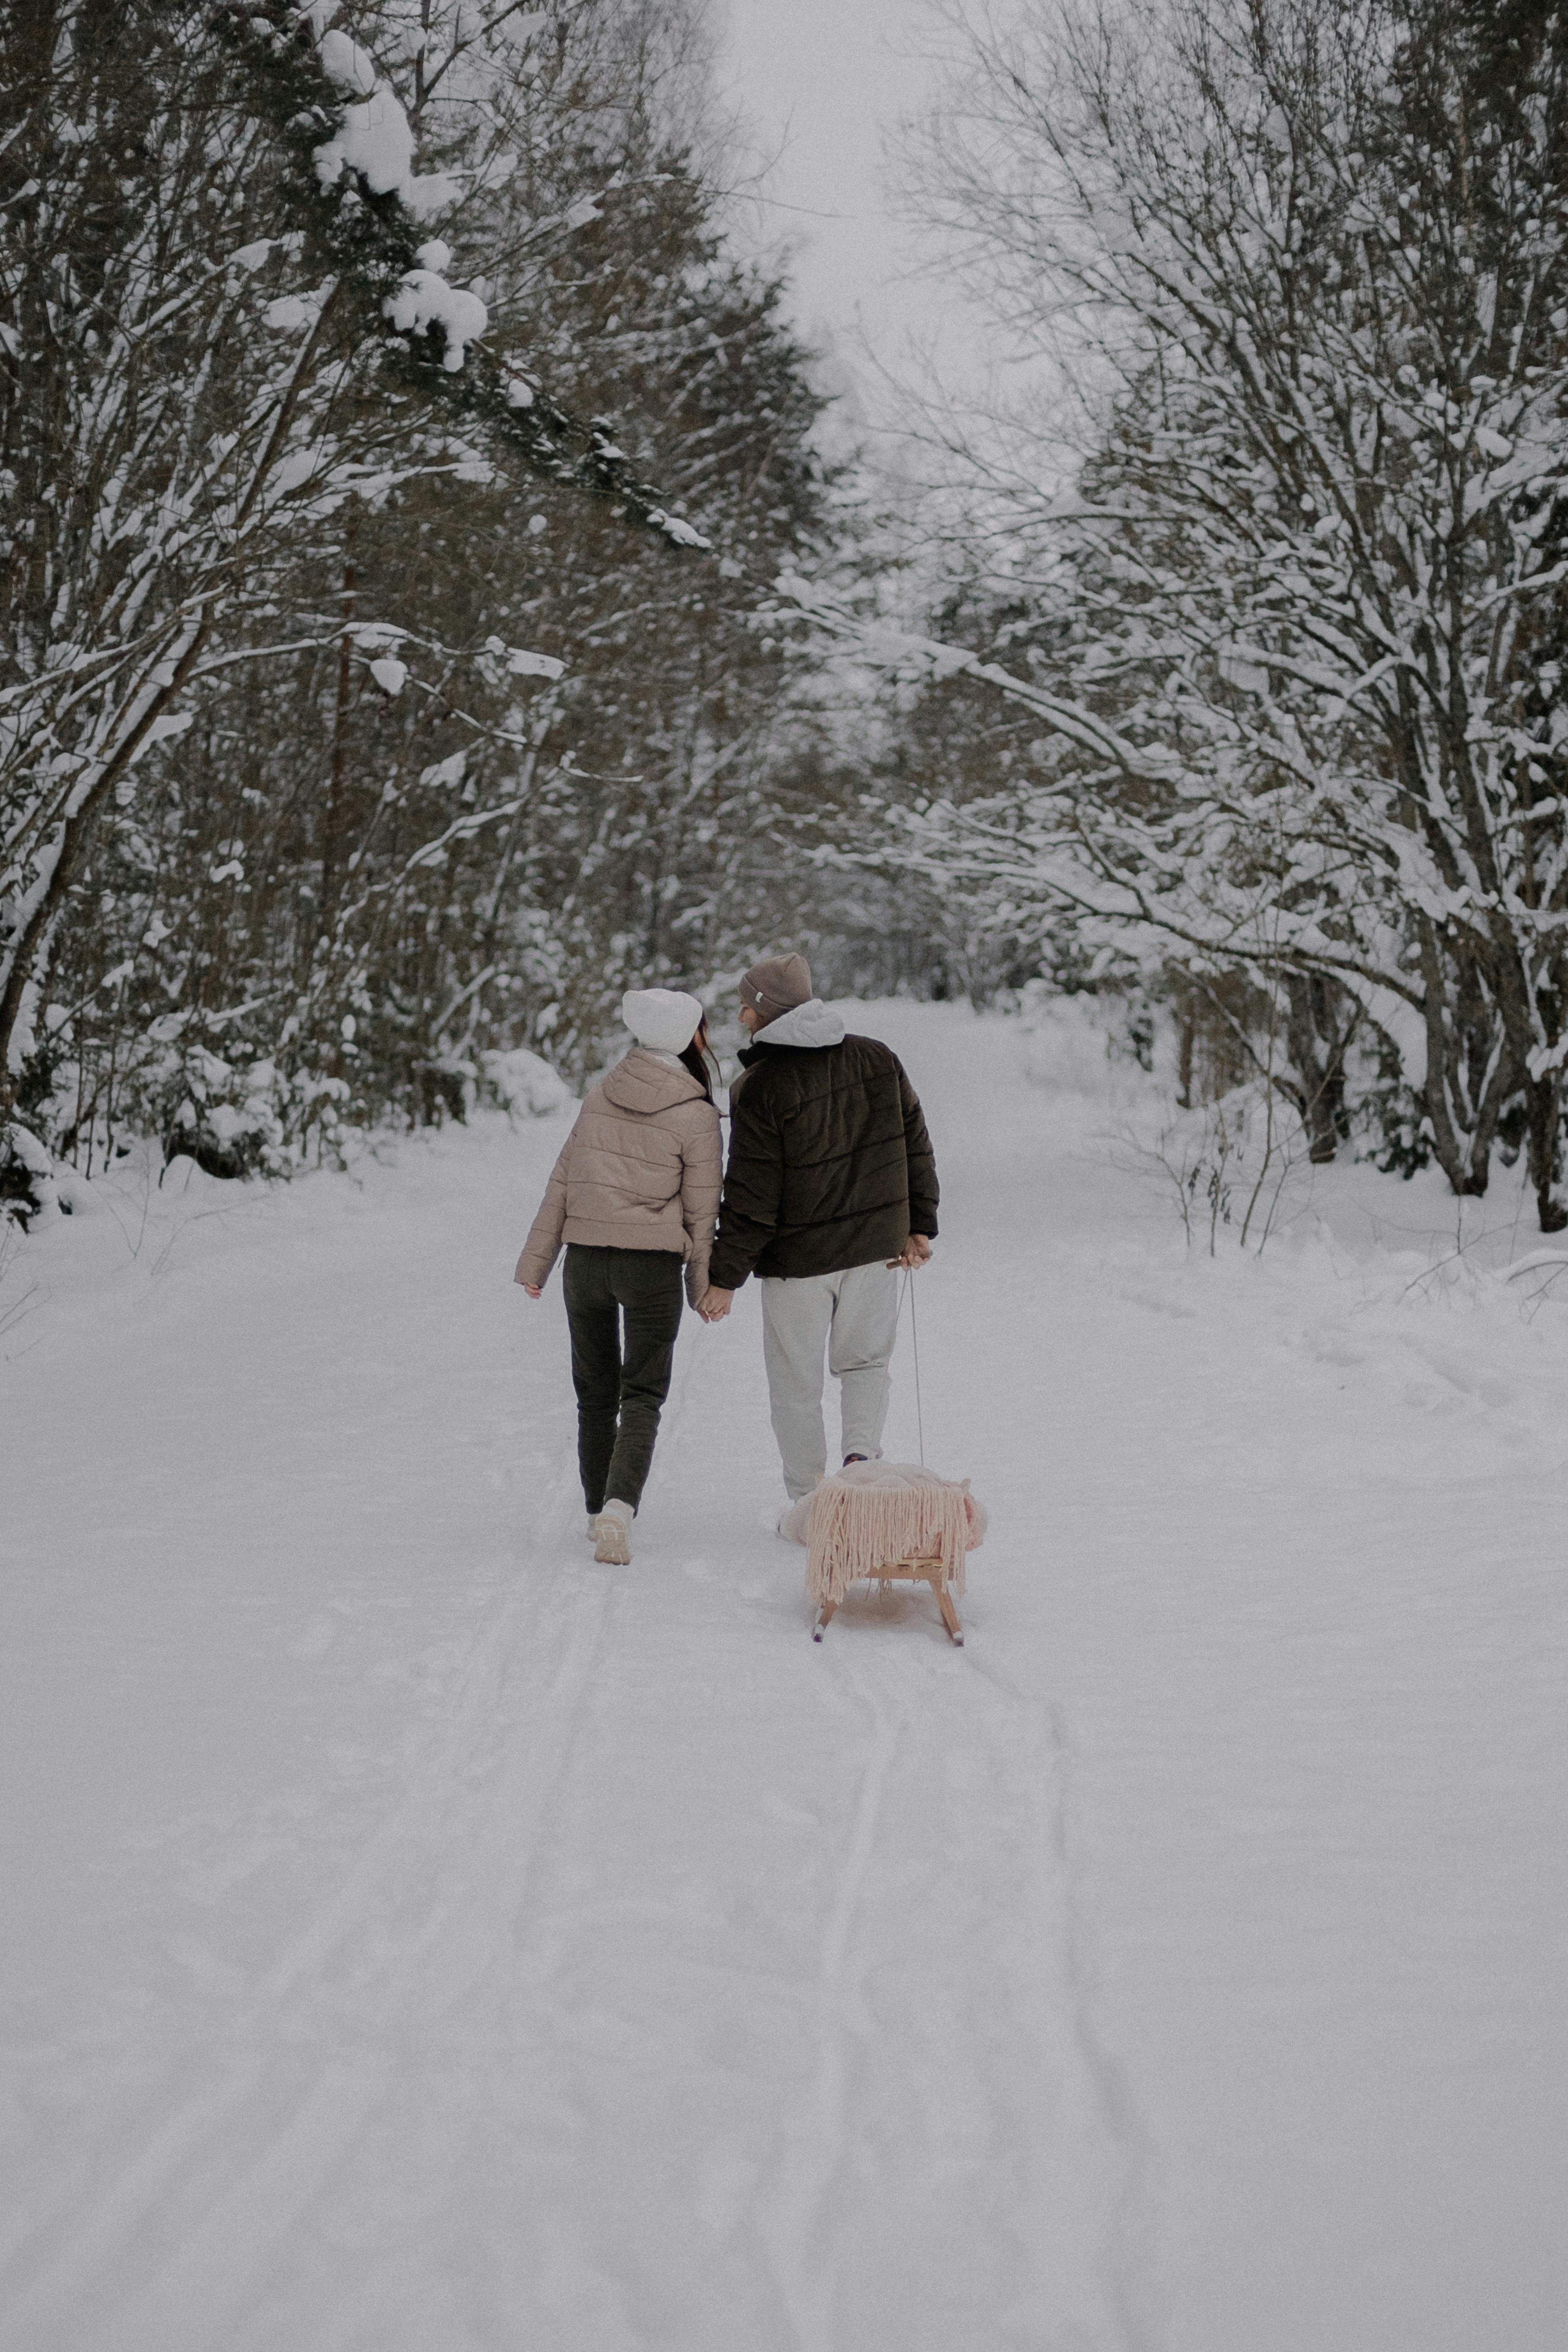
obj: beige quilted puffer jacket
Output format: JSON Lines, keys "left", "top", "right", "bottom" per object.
{"left": 514, "top": 1049, "right": 721, "bottom": 1306}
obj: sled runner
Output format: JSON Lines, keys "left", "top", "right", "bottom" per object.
{"left": 812, "top": 1549, "right": 964, "bottom": 1645}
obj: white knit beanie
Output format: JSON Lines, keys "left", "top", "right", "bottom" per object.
{"left": 621, "top": 987, "right": 704, "bottom": 1054}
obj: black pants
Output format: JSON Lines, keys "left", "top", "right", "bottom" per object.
{"left": 562, "top": 1245, "right": 685, "bottom": 1514}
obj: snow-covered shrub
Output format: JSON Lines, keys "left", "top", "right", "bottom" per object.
{"left": 1016, "top": 981, "right": 1172, "bottom": 1103}
{"left": 159, "top": 1049, "right": 288, "bottom": 1180}
{"left": 481, "top": 1048, "right": 572, "bottom": 1118}
{"left": 0, "top": 1120, "right": 59, "bottom": 1229}
{"left": 1116, "top": 1083, "right": 1307, "bottom": 1257}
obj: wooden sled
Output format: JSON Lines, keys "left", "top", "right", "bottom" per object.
{"left": 812, "top": 1553, "right": 964, "bottom": 1647}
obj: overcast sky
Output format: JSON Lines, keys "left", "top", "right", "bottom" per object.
{"left": 714, "top": 0, "right": 957, "bottom": 396}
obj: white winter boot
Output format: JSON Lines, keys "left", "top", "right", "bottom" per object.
{"left": 593, "top": 1499, "right": 634, "bottom": 1565}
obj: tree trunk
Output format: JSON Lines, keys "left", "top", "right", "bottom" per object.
{"left": 1524, "top": 1070, "right": 1568, "bottom": 1231}
{"left": 1284, "top": 973, "right": 1350, "bottom": 1167}
{"left": 1416, "top": 932, "right": 1512, "bottom": 1199}
{"left": 319, "top": 520, "right": 358, "bottom": 941}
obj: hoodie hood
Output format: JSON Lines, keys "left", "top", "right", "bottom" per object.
{"left": 750, "top": 997, "right": 846, "bottom": 1051}
{"left": 601, "top": 1046, "right": 707, "bottom": 1116}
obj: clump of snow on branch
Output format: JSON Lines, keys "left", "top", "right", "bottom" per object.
{"left": 313, "top": 50, "right": 462, "bottom": 223}
{"left": 316, "top": 28, "right": 377, "bottom": 97}
{"left": 482, "top": 634, "right": 564, "bottom": 680}
{"left": 384, "top": 270, "right": 488, "bottom": 370}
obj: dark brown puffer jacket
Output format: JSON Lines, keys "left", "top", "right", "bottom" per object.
{"left": 707, "top": 1001, "right": 939, "bottom": 1287}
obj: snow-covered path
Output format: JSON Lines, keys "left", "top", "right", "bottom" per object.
{"left": 4, "top": 1003, "right": 1566, "bottom": 2352}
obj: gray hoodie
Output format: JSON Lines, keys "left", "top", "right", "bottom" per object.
{"left": 753, "top": 997, "right": 847, "bottom": 1050}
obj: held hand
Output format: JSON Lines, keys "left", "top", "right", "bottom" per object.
{"left": 699, "top": 1286, "right": 734, "bottom": 1322}
{"left": 523, "top": 1284, "right": 543, "bottom": 1299}
{"left": 887, "top": 1234, "right": 933, "bottom": 1271}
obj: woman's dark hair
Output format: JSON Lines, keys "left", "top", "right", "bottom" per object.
{"left": 678, "top": 1020, "right": 715, "bottom": 1102}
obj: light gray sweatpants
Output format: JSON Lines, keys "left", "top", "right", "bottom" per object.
{"left": 759, "top": 1261, "right": 901, "bottom": 1500}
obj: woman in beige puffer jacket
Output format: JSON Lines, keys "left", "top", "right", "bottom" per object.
{"left": 515, "top": 988, "right": 720, "bottom": 1564}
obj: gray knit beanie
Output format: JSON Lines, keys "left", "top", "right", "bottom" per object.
{"left": 739, "top": 952, "right": 812, "bottom": 1028}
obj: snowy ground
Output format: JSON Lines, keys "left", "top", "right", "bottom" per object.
{"left": 3, "top": 1000, "right": 1566, "bottom": 2352}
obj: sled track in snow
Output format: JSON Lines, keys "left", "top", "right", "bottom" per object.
{"left": 4, "top": 1451, "right": 610, "bottom": 2349}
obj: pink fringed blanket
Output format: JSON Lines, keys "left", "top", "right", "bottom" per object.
{"left": 780, "top": 1460, "right": 988, "bottom": 1610}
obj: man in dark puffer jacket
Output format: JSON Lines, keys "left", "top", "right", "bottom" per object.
{"left": 700, "top": 952, "right": 939, "bottom": 1503}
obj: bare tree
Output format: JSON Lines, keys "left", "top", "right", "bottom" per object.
{"left": 0, "top": 0, "right": 705, "bottom": 1147}
{"left": 837, "top": 0, "right": 1568, "bottom": 1224}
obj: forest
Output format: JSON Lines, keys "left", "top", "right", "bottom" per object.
{"left": 6, "top": 0, "right": 1568, "bottom": 1227}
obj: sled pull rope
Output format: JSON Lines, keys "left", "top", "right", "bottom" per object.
{"left": 873, "top": 1267, "right": 926, "bottom": 1467}
{"left": 906, "top": 1267, "right": 926, "bottom": 1469}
